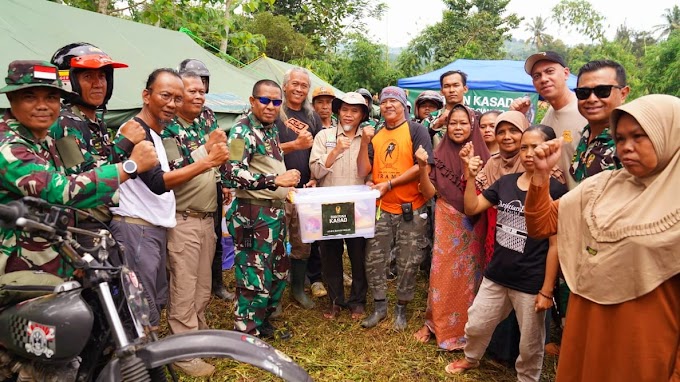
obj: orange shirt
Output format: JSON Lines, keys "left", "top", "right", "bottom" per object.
{"left": 370, "top": 121, "right": 427, "bottom": 214}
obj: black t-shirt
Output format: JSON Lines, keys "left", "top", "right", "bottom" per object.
{"left": 277, "top": 106, "right": 322, "bottom": 187}
{"left": 482, "top": 173, "right": 568, "bottom": 294}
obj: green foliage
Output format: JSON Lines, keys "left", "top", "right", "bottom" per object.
{"left": 269, "top": 0, "right": 386, "bottom": 54}
{"left": 525, "top": 16, "right": 550, "bottom": 50}
{"left": 653, "top": 5, "right": 680, "bottom": 40}
{"left": 551, "top": 0, "right": 606, "bottom": 42}
{"left": 244, "top": 12, "right": 314, "bottom": 62}
{"left": 399, "top": 0, "right": 521, "bottom": 75}
{"left": 331, "top": 34, "right": 402, "bottom": 94}
{"left": 642, "top": 30, "right": 680, "bottom": 96}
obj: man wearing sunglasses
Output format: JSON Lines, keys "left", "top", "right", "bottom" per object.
{"left": 512, "top": 51, "right": 587, "bottom": 190}
{"left": 226, "top": 80, "right": 301, "bottom": 340}
{"left": 570, "top": 60, "right": 628, "bottom": 184}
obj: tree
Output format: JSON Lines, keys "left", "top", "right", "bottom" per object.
{"left": 642, "top": 30, "right": 680, "bottom": 96}
{"left": 244, "top": 12, "right": 314, "bottom": 62}
{"left": 551, "top": 0, "right": 606, "bottom": 42}
{"left": 331, "top": 34, "right": 402, "bottom": 94}
{"left": 653, "top": 5, "right": 680, "bottom": 40}
{"left": 525, "top": 16, "right": 550, "bottom": 50}
{"left": 399, "top": 0, "right": 521, "bottom": 75}
{"left": 269, "top": 0, "right": 386, "bottom": 54}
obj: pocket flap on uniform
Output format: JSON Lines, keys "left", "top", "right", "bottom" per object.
{"left": 55, "top": 135, "right": 85, "bottom": 169}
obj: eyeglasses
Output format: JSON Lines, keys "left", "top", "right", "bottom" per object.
{"left": 574, "top": 85, "right": 624, "bottom": 100}
{"left": 255, "top": 96, "right": 283, "bottom": 107}
{"left": 148, "top": 89, "right": 183, "bottom": 104}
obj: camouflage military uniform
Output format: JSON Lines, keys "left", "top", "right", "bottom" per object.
{"left": 0, "top": 111, "right": 119, "bottom": 276}
{"left": 422, "top": 108, "right": 446, "bottom": 147}
{"left": 162, "top": 109, "right": 222, "bottom": 334}
{"left": 226, "top": 113, "right": 289, "bottom": 336}
{"left": 51, "top": 104, "right": 134, "bottom": 175}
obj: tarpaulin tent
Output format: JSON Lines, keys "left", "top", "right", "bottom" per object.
{"left": 398, "top": 59, "right": 578, "bottom": 120}
{"left": 0, "top": 0, "right": 258, "bottom": 128}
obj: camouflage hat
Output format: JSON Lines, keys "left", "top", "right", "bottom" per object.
{"left": 0, "top": 60, "right": 71, "bottom": 97}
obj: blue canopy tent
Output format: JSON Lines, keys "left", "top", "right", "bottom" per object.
{"left": 397, "top": 59, "right": 578, "bottom": 120}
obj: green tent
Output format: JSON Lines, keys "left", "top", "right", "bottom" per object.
{"left": 0, "top": 0, "right": 259, "bottom": 128}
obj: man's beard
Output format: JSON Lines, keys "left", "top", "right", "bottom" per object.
{"left": 341, "top": 124, "right": 355, "bottom": 132}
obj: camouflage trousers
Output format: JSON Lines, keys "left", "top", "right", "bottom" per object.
{"left": 365, "top": 205, "right": 429, "bottom": 302}
{"left": 227, "top": 199, "right": 289, "bottom": 335}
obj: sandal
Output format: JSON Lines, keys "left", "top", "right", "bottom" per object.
{"left": 413, "top": 325, "right": 433, "bottom": 343}
{"left": 444, "top": 359, "right": 479, "bottom": 374}
{"left": 323, "top": 305, "right": 341, "bottom": 320}
{"left": 349, "top": 305, "right": 365, "bottom": 320}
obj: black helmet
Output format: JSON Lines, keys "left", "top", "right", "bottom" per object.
{"left": 51, "top": 42, "right": 127, "bottom": 110}
{"left": 179, "top": 58, "right": 210, "bottom": 93}
{"left": 415, "top": 90, "right": 444, "bottom": 110}
{"left": 355, "top": 88, "right": 373, "bottom": 109}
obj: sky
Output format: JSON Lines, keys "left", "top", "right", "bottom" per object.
{"left": 364, "top": 0, "right": 677, "bottom": 48}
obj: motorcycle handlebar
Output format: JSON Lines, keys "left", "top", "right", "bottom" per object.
{"left": 0, "top": 200, "right": 27, "bottom": 227}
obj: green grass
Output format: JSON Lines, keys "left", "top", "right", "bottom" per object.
{"left": 161, "top": 270, "right": 558, "bottom": 381}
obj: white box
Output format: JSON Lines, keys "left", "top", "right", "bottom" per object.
{"left": 291, "top": 185, "right": 380, "bottom": 243}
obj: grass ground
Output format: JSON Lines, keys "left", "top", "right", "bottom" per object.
{"left": 161, "top": 269, "right": 558, "bottom": 382}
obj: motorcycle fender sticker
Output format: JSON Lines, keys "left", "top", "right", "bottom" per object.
{"left": 24, "top": 321, "right": 56, "bottom": 358}
{"left": 241, "top": 334, "right": 268, "bottom": 348}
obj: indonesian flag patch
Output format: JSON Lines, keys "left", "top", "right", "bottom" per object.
{"left": 33, "top": 65, "right": 57, "bottom": 80}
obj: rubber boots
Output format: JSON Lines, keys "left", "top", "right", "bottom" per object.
{"left": 361, "top": 300, "right": 388, "bottom": 328}
{"left": 290, "top": 259, "right": 315, "bottom": 309}
{"left": 393, "top": 303, "right": 407, "bottom": 330}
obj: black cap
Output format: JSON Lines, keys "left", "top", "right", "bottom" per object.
{"left": 524, "top": 51, "right": 567, "bottom": 75}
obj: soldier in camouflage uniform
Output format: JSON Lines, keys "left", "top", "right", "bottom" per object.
{"left": 226, "top": 79, "right": 300, "bottom": 339}
{"left": 422, "top": 70, "right": 470, "bottom": 147}
{"left": 177, "top": 58, "right": 235, "bottom": 302}
{"left": 49, "top": 43, "right": 146, "bottom": 263}
{"left": 0, "top": 60, "right": 157, "bottom": 276}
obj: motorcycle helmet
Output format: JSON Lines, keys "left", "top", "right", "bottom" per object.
{"left": 415, "top": 90, "right": 445, "bottom": 110}
{"left": 178, "top": 58, "right": 210, "bottom": 93}
{"left": 355, "top": 88, "right": 373, "bottom": 109}
{"left": 51, "top": 42, "right": 128, "bottom": 110}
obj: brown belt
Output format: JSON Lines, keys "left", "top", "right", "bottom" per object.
{"left": 238, "top": 198, "right": 285, "bottom": 209}
{"left": 177, "top": 210, "right": 214, "bottom": 219}
{"left": 112, "top": 215, "right": 155, "bottom": 227}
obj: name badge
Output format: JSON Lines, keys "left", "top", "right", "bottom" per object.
{"left": 325, "top": 141, "right": 337, "bottom": 148}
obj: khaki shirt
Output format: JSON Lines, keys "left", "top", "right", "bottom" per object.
{"left": 309, "top": 125, "right": 367, "bottom": 187}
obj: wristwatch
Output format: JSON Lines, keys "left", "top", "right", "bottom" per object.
{"left": 122, "top": 159, "right": 138, "bottom": 179}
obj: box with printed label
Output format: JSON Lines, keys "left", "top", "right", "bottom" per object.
{"left": 292, "top": 185, "right": 380, "bottom": 243}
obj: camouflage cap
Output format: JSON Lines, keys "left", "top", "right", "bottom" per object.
{"left": 0, "top": 60, "right": 71, "bottom": 97}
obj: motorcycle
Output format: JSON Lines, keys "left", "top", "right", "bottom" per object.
{"left": 0, "top": 197, "right": 311, "bottom": 381}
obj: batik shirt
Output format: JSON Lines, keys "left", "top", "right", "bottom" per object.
{"left": 569, "top": 125, "right": 621, "bottom": 183}
{"left": 51, "top": 103, "right": 134, "bottom": 174}
{"left": 0, "top": 111, "right": 120, "bottom": 276}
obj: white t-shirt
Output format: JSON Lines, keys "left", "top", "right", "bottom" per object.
{"left": 541, "top": 92, "right": 587, "bottom": 190}
{"left": 111, "top": 128, "right": 176, "bottom": 228}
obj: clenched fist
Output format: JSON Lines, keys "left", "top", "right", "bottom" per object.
{"left": 129, "top": 141, "right": 159, "bottom": 173}
{"left": 206, "top": 129, "right": 227, "bottom": 153}
{"left": 119, "top": 120, "right": 146, "bottom": 144}
{"left": 207, "top": 141, "right": 229, "bottom": 167}
{"left": 294, "top": 130, "right": 313, "bottom": 150}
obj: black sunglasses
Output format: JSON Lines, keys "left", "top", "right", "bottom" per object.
{"left": 254, "top": 96, "right": 283, "bottom": 107}
{"left": 574, "top": 85, "right": 624, "bottom": 100}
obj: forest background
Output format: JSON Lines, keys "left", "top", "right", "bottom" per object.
{"left": 53, "top": 0, "right": 680, "bottom": 100}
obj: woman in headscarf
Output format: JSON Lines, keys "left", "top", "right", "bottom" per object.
{"left": 524, "top": 94, "right": 680, "bottom": 381}
{"left": 412, "top": 103, "right": 491, "bottom": 350}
